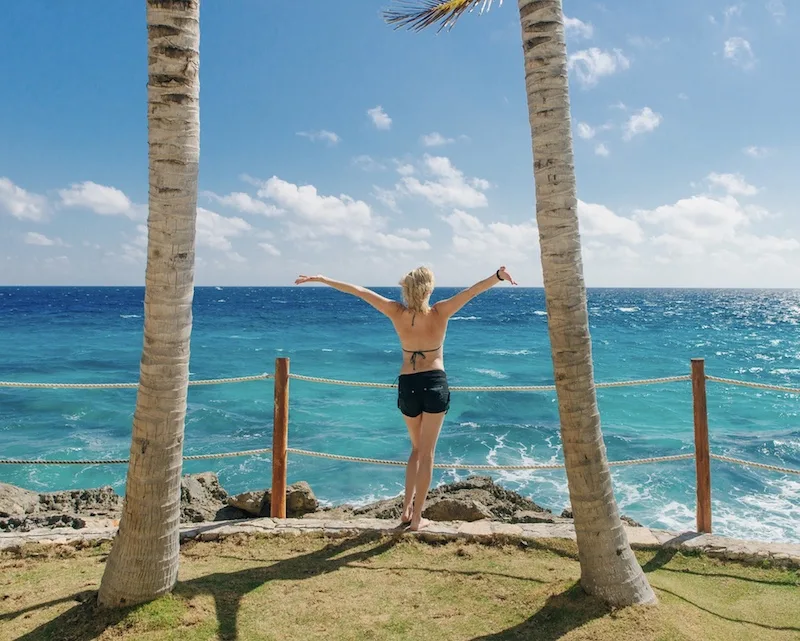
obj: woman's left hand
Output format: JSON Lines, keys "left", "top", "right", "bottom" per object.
{"left": 295, "top": 274, "right": 324, "bottom": 285}
{"left": 497, "top": 266, "right": 518, "bottom": 285}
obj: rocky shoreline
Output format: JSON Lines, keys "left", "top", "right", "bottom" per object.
{"left": 0, "top": 474, "right": 642, "bottom": 533}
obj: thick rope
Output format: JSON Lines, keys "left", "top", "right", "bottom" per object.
{"left": 710, "top": 454, "right": 800, "bottom": 476}
{"left": 706, "top": 375, "right": 800, "bottom": 395}
{"left": 288, "top": 373, "right": 692, "bottom": 392}
{"left": 0, "top": 450, "right": 692, "bottom": 469}
{"left": 0, "top": 448, "right": 273, "bottom": 466}
{"left": 285, "top": 448, "right": 694, "bottom": 470}
{"left": 0, "top": 373, "right": 272, "bottom": 390}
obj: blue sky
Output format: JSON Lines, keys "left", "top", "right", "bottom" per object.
{"left": 1, "top": 0, "right": 797, "bottom": 287}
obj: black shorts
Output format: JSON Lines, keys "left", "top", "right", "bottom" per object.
{"left": 397, "top": 370, "right": 450, "bottom": 417}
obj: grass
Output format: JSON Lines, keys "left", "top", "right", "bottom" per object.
{"left": 1, "top": 533, "right": 798, "bottom": 641}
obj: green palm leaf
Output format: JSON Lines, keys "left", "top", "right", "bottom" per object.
{"left": 383, "top": 0, "right": 502, "bottom": 33}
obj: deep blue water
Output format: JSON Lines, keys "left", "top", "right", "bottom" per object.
{"left": 0, "top": 286, "right": 798, "bottom": 543}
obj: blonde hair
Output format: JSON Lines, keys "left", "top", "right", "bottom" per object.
{"left": 400, "top": 266, "right": 435, "bottom": 314}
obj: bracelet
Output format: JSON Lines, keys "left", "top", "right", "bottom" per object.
{"left": 496, "top": 270, "right": 503, "bottom": 281}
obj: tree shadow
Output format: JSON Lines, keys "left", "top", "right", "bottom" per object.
{"left": 469, "top": 582, "right": 611, "bottom": 641}
{"left": 655, "top": 585, "right": 799, "bottom": 632}
{"left": 6, "top": 531, "right": 399, "bottom": 641}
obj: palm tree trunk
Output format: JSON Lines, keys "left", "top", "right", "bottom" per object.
{"left": 98, "top": 0, "right": 200, "bottom": 608}
{"left": 517, "top": 0, "right": 656, "bottom": 606}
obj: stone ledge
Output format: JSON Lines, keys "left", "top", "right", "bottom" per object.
{"left": 1, "top": 518, "right": 798, "bottom": 568}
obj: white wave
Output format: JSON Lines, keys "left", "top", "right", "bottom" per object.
{"left": 452, "top": 316, "right": 480, "bottom": 321}
{"left": 487, "top": 349, "right": 532, "bottom": 356}
{"left": 771, "top": 368, "right": 800, "bottom": 375}
{"left": 321, "top": 349, "right": 333, "bottom": 353}
{"left": 216, "top": 299, "right": 226, "bottom": 303}
{"left": 119, "top": 314, "right": 140, "bottom": 319}
{"left": 460, "top": 421, "right": 480, "bottom": 429}
{"left": 473, "top": 368, "right": 509, "bottom": 380}
{"left": 617, "top": 307, "right": 640, "bottom": 313}
{"left": 533, "top": 311, "right": 547, "bottom": 316}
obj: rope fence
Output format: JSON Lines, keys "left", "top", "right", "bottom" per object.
{"left": 1, "top": 358, "right": 798, "bottom": 531}
{"left": 0, "top": 373, "right": 272, "bottom": 390}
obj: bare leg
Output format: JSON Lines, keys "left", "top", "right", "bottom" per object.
{"left": 409, "top": 411, "right": 446, "bottom": 531}
{"left": 401, "top": 414, "right": 423, "bottom": 523}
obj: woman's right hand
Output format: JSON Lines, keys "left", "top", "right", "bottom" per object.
{"left": 497, "top": 266, "right": 518, "bottom": 285}
{"left": 295, "top": 274, "right": 324, "bottom": 285}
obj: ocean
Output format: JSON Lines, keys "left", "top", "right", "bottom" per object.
{"left": 0, "top": 286, "right": 798, "bottom": 543}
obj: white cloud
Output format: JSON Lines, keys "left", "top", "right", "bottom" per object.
{"left": 58, "top": 181, "right": 137, "bottom": 217}
{"left": 400, "top": 155, "right": 489, "bottom": 209}
{"left": 121, "top": 224, "right": 148, "bottom": 263}
{"left": 678, "top": 92, "right": 689, "bottom": 100}
{"left": 395, "top": 163, "right": 415, "bottom": 176}
{"left": 563, "top": 16, "right": 593, "bottom": 39}
{"left": 623, "top": 107, "right": 662, "bottom": 140}
{"left": 367, "top": 105, "right": 392, "bottom": 130}
{"left": 707, "top": 172, "right": 758, "bottom": 196}
{"left": 353, "top": 155, "right": 386, "bottom": 172}
{"left": 196, "top": 207, "right": 252, "bottom": 251}
{"left": 371, "top": 233, "right": 430, "bottom": 251}
{"left": 24, "top": 232, "right": 65, "bottom": 246}
{"left": 568, "top": 48, "right": 630, "bottom": 87}
{"left": 0, "top": 178, "right": 49, "bottom": 222}
{"left": 421, "top": 132, "right": 455, "bottom": 147}
{"left": 259, "top": 242, "right": 281, "bottom": 257}
{"left": 579, "top": 201, "right": 643, "bottom": 243}
{"left": 743, "top": 145, "right": 769, "bottom": 158}
{"left": 442, "top": 209, "right": 538, "bottom": 261}
{"left": 296, "top": 130, "right": 341, "bottom": 145}
{"left": 227, "top": 251, "right": 247, "bottom": 263}
{"left": 258, "top": 177, "right": 373, "bottom": 228}
{"left": 395, "top": 227, "right": 431, "bottom": 240}
{"left": 577, "top": 122, "right": 596, "bottom": 139}
{"left": 594, "top": 143, "right": 610, "bottom": 157}
{"left": 724, "top": 3, "right": 744, "bottom": 20}
{"left": 373, "top": 186, "right": 400, "bottom": 212}
{"left": 766, "top": 0, "right": 786, "bottom": 23}
{"left": 203, "top": 191, "right": 282, "bottom": 216}
{"left": 724, "top": 37, "right": 755, "bottom": 69}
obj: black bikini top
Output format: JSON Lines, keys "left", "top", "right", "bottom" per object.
{"left": 402, "top": 345, "right": 442, "bottom": 370}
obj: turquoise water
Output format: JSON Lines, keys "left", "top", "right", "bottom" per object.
{"left": 0, "top": 286, "right": 798, "bottom": 543}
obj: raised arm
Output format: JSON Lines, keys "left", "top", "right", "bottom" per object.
{"left": 434, "top": 266, "right": 517, "bottom": 319}
{"left": 295, "top": 274, "right": 401, "bottom": 317}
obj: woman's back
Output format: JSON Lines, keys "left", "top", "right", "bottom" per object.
{"left": 391, "top": 306, "right": 447, "bottom": 374}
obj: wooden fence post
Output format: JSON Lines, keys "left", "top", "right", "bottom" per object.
{"left": 271, "top": 357, "right": 290, "bottom": 519}
{"left": 691, "top": 358, "right": 712, "bottom": 533}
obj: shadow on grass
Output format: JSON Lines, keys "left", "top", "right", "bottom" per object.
{"left": 469, "top": 583, "right": 611, "bottom": 641}
{"left": 5, "top": 531, "right": 398, "bottom": 641}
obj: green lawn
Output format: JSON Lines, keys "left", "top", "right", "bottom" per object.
{"left": 1, "top": 533, "right": 798, "bottom": 641}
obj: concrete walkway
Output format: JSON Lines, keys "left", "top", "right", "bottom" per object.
{"left": 2, "top": 517, "right": 799, "bottom": 568}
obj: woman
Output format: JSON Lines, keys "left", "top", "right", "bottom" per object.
{"left": 295, "top": 266, "right": 517, "bottom": 530}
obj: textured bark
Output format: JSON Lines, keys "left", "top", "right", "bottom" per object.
{"left": 517, "top": 0, "right": 656, "bottom": 606}
{"left": 98, "top": 0, "right": 200, "bottom": 608}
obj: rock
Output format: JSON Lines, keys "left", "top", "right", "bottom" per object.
{"left": 510, "top": 510, "right": 559, "bottom": 524}
{"left": 560, "top": 508, "right": 643, "bottom": 528}
{"left": 0, "top": 482, "right": 40, "bottom": 517}
{"left": 286, "top": 481, "right": 318, "bottom": 516}
{"left": 214, "top": 505, "right": 251, "bottom": 521}
{"left": 227, "top": 481, "right": 319, "bottom": 518}
{"left": 180, "top": 472, "right": 228, "bottom": 523}
{"left": 423, "top": 498, "right": 493, "bottom": 522}
{"left": 38, "top": 487, "right": 122, "bottom": 517}
{"left": 344, "top": 476, "right": 551, "bottom": 523}
{"left": 227, "top": 491, "right": 265, "bottom": 517}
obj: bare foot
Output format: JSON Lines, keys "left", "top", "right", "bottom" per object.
{"left": 408, "top": 518, "right": 431, "bottom": 532}
{"left": 401, "top": 503, "right": 414, "bottom": 524}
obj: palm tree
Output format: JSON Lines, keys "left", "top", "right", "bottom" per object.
{"left": 384, "top": 0, "right": 656, "bottom": 606}
{"left": 98, "top": 0, "right": 201, "bottom": 608}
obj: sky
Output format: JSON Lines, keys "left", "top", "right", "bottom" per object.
{"left": 1, "top": 0, "right": 798, "bottom": 287}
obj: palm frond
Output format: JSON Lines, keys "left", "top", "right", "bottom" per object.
{"left": 383, "top": 0, "right": 502, "bottom": 33}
